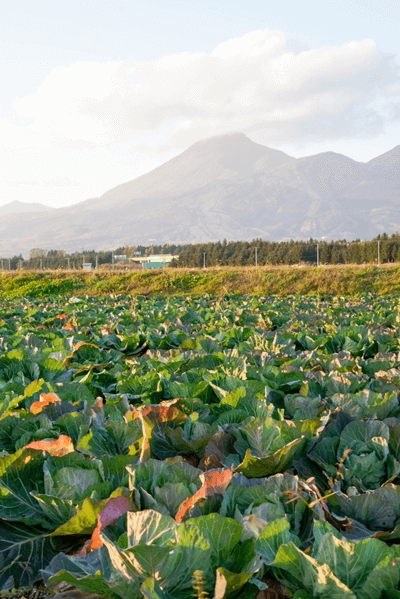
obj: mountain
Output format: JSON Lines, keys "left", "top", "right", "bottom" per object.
{"left": 0, "top": 200, "right": 53, "bottom": 216}
{"left": 0, "top": 133, "right": 399, "bottom": 256}
{"left": 88, "top": 132, "right": 295, "bottom": 209}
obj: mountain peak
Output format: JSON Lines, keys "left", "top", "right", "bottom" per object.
{"left": 0, "top": 200, "right": 53, "bottom": 217}
{"left": 188, "top": 131, "right": 250, "bottom": 149}
{"left": 181, "top": 132, "right": 294, "bottom": 175}
{"left": 99, "top": 133, "right": 295, "bottom": 205}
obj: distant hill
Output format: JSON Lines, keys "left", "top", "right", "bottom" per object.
{"left": 0, "top": 201, "right": 53, "bottom": 216}
{"left": 0, "top": 133, "right": 399, "bottom": 256}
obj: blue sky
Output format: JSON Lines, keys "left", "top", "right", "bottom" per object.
{"left": 1, "top": 0, "right": 400, "bottom": 208}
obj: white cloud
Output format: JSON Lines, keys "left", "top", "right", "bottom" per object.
{"left": 1, "top": 29, "right": 399, "bottom": 153}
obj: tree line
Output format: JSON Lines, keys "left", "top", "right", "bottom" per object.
{"left": 1, "top": 234, "right": 399, "bottom": 270}
{"left": 175, "top": 233, "right": 400, "bottom": 267}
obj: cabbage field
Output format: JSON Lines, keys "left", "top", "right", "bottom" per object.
{"left": 2, "top": 293, "right": 400, "bottom": 598}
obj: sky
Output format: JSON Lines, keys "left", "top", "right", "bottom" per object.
{"left": 1, "top": 0, "right": 400, "bottom": 209}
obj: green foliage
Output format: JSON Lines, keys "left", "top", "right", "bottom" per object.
{"left": 1, "top": 293, "right": 400, "bottom": 597}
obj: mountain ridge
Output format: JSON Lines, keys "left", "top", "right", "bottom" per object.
{"left": 0, "top": 133, "right": 399, "bottom": 256}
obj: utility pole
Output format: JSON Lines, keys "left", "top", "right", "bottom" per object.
{"left": 317, "top": 243, "right": 320, "bottom": 267}
{"left": 378, "top": 240, "right": 381, "bottom": 267}
{"left": 96, "top": 254, "right": 99, "bottom": 269}
{"left": 8, "top": 259, "right": 11, "bottom": 271}
{"left": 40, "top": 258, "right": 43, "bottom": 271}
{"left": 67, "top": 257, "right": 70, "bottom": 269}
{"left": 112, "top": 251, "right": 115, "bottom": 269}
{"left": 254, "top": 247, "right": 259, "bottom": 268}
{"left": 1, "top": 260, "right": 3, "bottom": 271}
{"left": 203, "top": 252, "right": 206, "bottom": 269}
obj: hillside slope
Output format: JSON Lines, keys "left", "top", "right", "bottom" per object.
{"left": 0, "top": 134, "right": 399, "bottom": 255}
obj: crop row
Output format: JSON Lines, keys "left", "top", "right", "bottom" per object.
{"left": 1, "top": 293, "right": 400, "bottom": 598}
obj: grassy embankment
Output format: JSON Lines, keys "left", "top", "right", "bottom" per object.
{"left": 2, "top": 263, "right": 400, "bottom": 297}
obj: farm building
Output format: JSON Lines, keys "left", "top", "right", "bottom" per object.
{"left": 131, "top": 254, "right": 177, "bottom": 269}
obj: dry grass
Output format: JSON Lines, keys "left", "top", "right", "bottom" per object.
{"left": 1, "top": 263, "right": 400, "bottom": 297}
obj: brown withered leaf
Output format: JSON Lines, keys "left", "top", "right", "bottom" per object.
{"left": 132, "top": 398, "right": 187, "bottom": 425}
{"left": 25, "top": 435, "right": 74, "bottom": 457}
{"left": 76, "top": 495, "right": 134, "bottom": 557}
{"left": 175, "top": 468, "right": 233, "bottom": 523}
{"left": 30, "top": 392, "right": 62, "bottom": 415}
{"left": 322, "top": 507, "right": 353, "bottom": 533}
{"left": 90, "top": 495, "right": 132, "bottom": 551}
{"left": 54, "top": 313, "right": 68, "bottom": 320}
